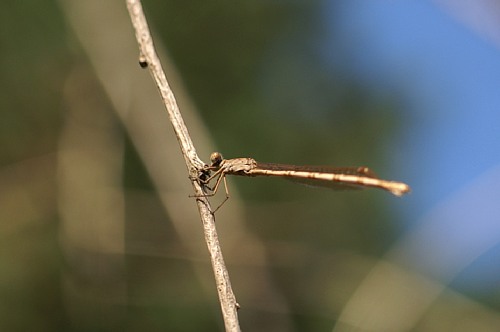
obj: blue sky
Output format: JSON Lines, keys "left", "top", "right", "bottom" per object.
{"left": 321, "top": 0, "right": 500, "bottom": 291}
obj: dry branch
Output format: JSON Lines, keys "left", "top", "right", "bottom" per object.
{"left": 126, "top": 1, "right": 241, "bottom": 330}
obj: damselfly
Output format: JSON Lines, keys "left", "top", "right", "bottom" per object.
{"left": 199, "top": 152, "right": 410, "bottom": 212}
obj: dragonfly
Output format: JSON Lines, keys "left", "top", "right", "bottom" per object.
{"left": 198, "top": 152, "right": 410, "bottom": 212}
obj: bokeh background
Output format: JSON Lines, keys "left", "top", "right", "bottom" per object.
{"left": 2, "top": 0, "right": 500, "bottom": 331}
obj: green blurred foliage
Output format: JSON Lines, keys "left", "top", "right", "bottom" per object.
{"left": 0, "top": 0, "right": 69, "bottom": 164}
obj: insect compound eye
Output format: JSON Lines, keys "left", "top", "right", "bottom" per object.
{"left": 210, "top": 152, "right": 223, "bottom": 167}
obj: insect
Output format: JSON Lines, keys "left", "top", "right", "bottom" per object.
{"left": 199, "top": 152, "right": 410, "bottom": 212}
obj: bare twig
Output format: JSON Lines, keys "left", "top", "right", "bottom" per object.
{"left": 126, "top": 1, "right": 241, "bottom": 330}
